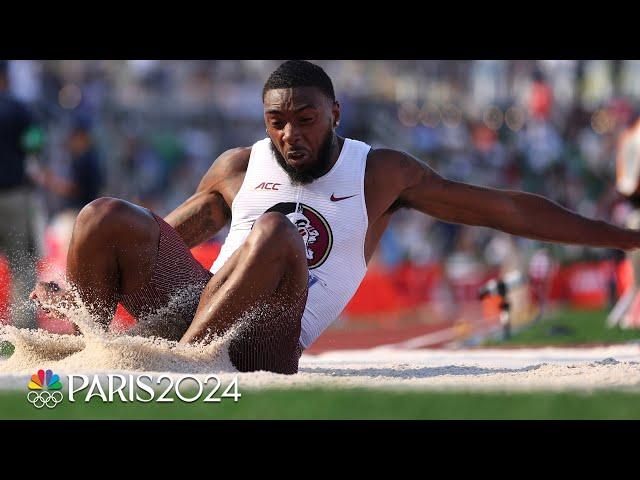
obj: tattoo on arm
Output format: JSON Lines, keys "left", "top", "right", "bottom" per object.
{"left": 174, "top": 203, "right": 214, "bottom": 247}
{"left": 168, "top": 196, "right": 228, "bottom": 248}
{"left": 166, "top": 147, "right": 246, "bottom": 248}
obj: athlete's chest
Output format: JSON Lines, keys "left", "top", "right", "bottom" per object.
{"left": 222, "top": 164, "right": 388, "bottom": 226}
{"left": 235, "top": 173, "right": 364, "bottom": 265}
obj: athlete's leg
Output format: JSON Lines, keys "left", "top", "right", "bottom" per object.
{"left": 31, "top": 197, "right": 159, "bottom": 327}
{"left": 180, "top": 212, "right": 309, "bottom": 367}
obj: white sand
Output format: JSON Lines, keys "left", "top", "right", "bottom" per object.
{"left": 2, "top": 323, "right": 640, "bottom": 392}
{"left": 3, "top": 287, "right": 640, "bottom": 393}
{"left": 296, "top": 345, "right": 640, "bottom": 391}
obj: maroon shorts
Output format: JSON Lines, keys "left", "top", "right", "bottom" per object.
{"left": 117, "top": 211, "right": 307, "bottom": 375}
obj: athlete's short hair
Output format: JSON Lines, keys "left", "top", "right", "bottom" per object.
{"left": 263, "top": 60, "right": 335, "bottom": 102}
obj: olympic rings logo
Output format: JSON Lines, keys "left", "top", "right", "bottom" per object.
{"left": 26, "top": 390, "right": 64, "bottom": 409}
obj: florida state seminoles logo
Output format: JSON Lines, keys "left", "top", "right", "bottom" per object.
{"left": 265, "top": 202, "right": 333, "bottom": 269}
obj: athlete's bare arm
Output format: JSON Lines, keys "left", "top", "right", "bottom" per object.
{"left": 375, "top": 149, "right": 640, "bottom": 251}
{"left": 165, "top": 147, "right": 250, "bottom": 248}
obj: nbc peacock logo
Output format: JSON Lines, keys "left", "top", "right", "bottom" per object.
{"left": 27, "top": 369, "right": 64, "bottom": 409}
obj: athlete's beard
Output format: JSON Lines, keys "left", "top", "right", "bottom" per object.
{"left": 270, "top": 128, "right": 336, "bottom": 186}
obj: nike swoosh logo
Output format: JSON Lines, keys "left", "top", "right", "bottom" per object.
{"left": 330, "top": 193, "right": 358, "bottom": 202}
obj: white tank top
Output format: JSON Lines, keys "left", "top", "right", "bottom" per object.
{"left": 210, "top": 137, "right": 370, "bottom": 348}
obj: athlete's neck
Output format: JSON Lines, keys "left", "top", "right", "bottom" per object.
{"left": 316, "top": 135, "right": 345, "bottom": 179}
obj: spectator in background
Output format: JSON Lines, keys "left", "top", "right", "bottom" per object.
{"left": 528, "top": 69, "right": 554, "bottom": 121}
{"left": 0, "top": 60, "right": 45, "bottom": 329}
{"left": 30, "top": 112, "right": 104, "bottom": 218}
{"left": 119, "top": 132, "right": 165, "bottom": 210}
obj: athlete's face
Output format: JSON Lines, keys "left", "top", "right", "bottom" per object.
{"left": 264, "top": 87, "right": 340, "bottom": 185}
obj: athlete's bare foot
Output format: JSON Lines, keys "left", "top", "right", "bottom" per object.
{"left": 29, "top": 281, "right": 79, "bottom": 323}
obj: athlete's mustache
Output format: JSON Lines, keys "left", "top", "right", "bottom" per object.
{"left": 269, "top": 130, "right": 336, "bottom": 186}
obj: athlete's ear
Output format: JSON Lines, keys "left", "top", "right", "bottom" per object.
{"left": 332, "top": 100, "right": 341, "bottom": 129}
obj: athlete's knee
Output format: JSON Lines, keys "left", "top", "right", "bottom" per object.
{"left": 74, "top": 197, "right": 136, "bottom": 240}
{"left": 248, "top": 212, "right": 306, "bottom": 256}
{"left": 253, "top": 212, "right": 297, "bottom": 239}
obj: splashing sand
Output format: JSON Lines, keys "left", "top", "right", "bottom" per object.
{"left": 0, "top": 285, "right": 238, "bottom": 375}
{"left": 3, "top": 283, "right": 640, "bottom": 393}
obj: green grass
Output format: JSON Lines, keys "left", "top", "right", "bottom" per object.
{"left": 3, "top": 308, "right": 640, "bottom": 420}
{"left": 2, "top": 388, "right": 640, "bottom": 419}
{"left": 0, "top": 341, "right": 15, "bottom": 358}
{"left": 484, "top": 308, "right": 640, "bottom": 346}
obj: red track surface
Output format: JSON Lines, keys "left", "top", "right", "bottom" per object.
{"left": 305, "top": 321, "right": 454, "bottom": 354}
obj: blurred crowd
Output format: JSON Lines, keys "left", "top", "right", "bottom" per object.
{"left": 3, "top": 60, "right": 640, "bottom": 286}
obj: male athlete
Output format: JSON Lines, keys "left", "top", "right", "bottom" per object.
{"left": 31, "top": 60, "right": 640, "bottom": 374}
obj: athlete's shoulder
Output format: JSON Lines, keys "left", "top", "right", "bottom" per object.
{"left": 366, "top": 147, "right": 431, "bottom": 185}
{"left": 196, "top": 146, "right": 251, "bottom": 193}
{"left": 215, "top": 146, "right": 252, "bottom": 174}
{"left": 366, "top": 148, "right": 445, "bottom": 206}
{"left": 367, "top": 147, "right": 412, "bottom": 166}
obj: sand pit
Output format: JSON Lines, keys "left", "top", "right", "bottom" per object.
{"left": 295, "top": 344, "right": 640, "bottom": 391}
{"left": 2, "top": 287, "right": 639, "bottom": 393}
{"left": 2, "top": 323, "right": 640, "bottom": 392}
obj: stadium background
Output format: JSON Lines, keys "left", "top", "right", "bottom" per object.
{"left": 2, "top": 59, "right": 639, "bottom": 352}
